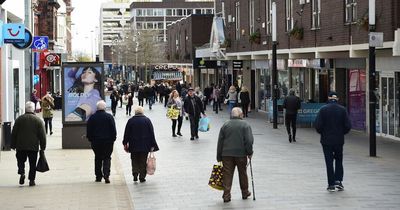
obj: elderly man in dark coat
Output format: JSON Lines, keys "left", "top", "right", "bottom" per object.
{"left": 217, "top": 107, "right": 254, "bottom": 203}
{"left": 87, "top": 100, "right": 117, "bottom": 184}
{"left": 11, "top": 101, "right": 46, "bottom": 186}
{"left": 183, "top": 87, "right": 206, "bottom": 140}
{"left": 315, "top": 92, "right": 351, "bottom": 192}
{"left": 123, "top": 106, "right": 159, "bottom": 183}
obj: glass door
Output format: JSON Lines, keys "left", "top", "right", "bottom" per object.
{"left": 380, "top": 76, "right": 396, "bottom": 137}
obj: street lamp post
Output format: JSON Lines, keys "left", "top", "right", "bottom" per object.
{"left": 368, "top": 0, "right": 377, "bottom": 157}
{"left": 272, "top": 2, "right": 278, "bottom": 129}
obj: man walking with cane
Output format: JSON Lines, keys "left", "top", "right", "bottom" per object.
{"left": 216, "top": 107, "right": 254, "bottom": 203}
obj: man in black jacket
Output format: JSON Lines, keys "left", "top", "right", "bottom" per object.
{"left": 87, "top": 100, "right": 117, "bottom": 184}
{"left": 184, "top": 88, "right": 206, "bottom": 140}
{"left": 283, "top": 89, "right": 301, "bottom": 142}
{"left": 315, "top": 92, "right": 351, "bottom": 192}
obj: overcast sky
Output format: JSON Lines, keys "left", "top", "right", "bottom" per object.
{"left": 71, "top": 0, "right": 110, "bottom": 57}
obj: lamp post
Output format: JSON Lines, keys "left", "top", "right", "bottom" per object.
{"left": 368, "top": 0, "right": 377, "bottom": 157}
{"left": 272, "top": 2, "right": 278, "bottom": 129}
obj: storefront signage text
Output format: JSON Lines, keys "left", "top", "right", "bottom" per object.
{"left": 233, "top": 60, "right": 243, "bottom": 69}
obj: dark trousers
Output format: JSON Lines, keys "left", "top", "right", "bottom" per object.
{"left": 164, "top": 95, "right": 169, "bottom": 107}
{"left": 285, "top": 114, "right": 297, "bottom": 138}
{"left": 138, "top": 99, "right": 144, "bottom": 107}
{"left": 111, "top": 104, "right": 117, "bottom": 116}
{"left": 44, "top": 117, "right": 53, "bottom": 134}
{"left": 242, "top": 103, "right": 250, "bottom": 117}
{"left": 126, "top": 105, "right": 132, "bottom": 115}
{"left": 189, "top": 115, "right": 200, "bottom": 138}
{"left": 159, "top": 94, "right": 164, "bottom": 103}
{"left": 119, "top": 97, "right": 123, "bottom": 107}
{"left": 322, "top": 144, "right": 344, "bottom": 186}
{"left": 222, "top": 156, "right": 250, "bottom": 200}
{"left": 131, "top": 152, "right": 149, "bottom": 179}
{"left": 92, "top": 142, "right": 114, "bottom": 178}
{"left": 172, "top": 116, "right": 183, "bottom": 135}
{"left": 213, "top": 99, "right": 222, "bottom": 113}
{"left": 16, "top": 150, "right": 38, "bottom": 181}
{"left": 203, "top": 99, "right": 207, "bottom": 111}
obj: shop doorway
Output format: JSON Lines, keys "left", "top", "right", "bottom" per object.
{"left": 380, "top": 75, "right": 396, "bottom": 137}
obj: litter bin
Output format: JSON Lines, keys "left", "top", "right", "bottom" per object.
{"left": 1, "top": 122, "right": 11, "bottom": 151}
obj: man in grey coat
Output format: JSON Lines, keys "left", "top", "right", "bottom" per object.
{"left": 217, "top": 107, "right": 254, "bottom": 203}
{"left": 11, "top": 101, "right": 47, "bottom": 186}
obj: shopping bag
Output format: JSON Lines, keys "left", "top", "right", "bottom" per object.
{"left": 122, "top": 95, "right": 128, "bottom": 105}
{"left": 208, "top": 163, "right": 223, "bottom": 190}
{"left": 146, "top": 152, "right": 156, "bottom": 175}
{"left": 36, "top": 150, "right": 49, "bottom": 173}
{"left": 166, "top": 107, "right": 179, "bottom": 119}
{"left": 198, "top": 117, "right": 210, "bottom": 132}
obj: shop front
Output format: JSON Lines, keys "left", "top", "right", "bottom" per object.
{"left": 376, "top": 57, "right": 400, "bottom": 140}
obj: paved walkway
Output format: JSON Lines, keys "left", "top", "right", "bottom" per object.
{"left": 1, "top": 100, "right": 400, "bottom": 210}
{"left": 115, "top": 100, "right": 400, "bottom": 210}
{"left": 0, "top": 111, "right": 133, "bottom": 210}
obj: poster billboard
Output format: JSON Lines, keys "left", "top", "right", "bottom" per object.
{"left": 62, "top": 62, "right": 104, "bottom": 124}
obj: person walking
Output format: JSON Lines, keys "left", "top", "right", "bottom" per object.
{"left": 41, "top": 92, "right": 55, "bottom": 135}
{"left": 283, "top": 89, "right": 301, "bottom": 143}
{"left": 11, "top": 101, "right": 46, "bottom": 186}
{"left": 217, "top": 107, "right": 254, "bottom": 203}
{"left": 110, "top": 89, "right": 119, "bottom": 116}
{"left": 163, "top": 86, "right": 171, "bottom": 107}
{"left": 30, "top": 89, "right": 40, "bottom": 111}
{"left": 123, "top": 106, "right": 159, "bottom": 183}
{"left": 86, "top": 100, "right": 117, "bottom": 184}
{"left": 167, "top": 90, "right": 184, "bottom": 137}
{"left": 239, "top": 86, "right": 251, "bottom": 118}
{"left": 125, "top": 91, "right": 134, "bottom": 116}
{"left": 213, "top": 85, "right": 222, "bottom": 114}
{"left": 226, "top": 86, "right": 238, "bottom": 115}
{"left": 315, "top": 92, "right": 351, "bottom": 192}
{"left": 118, "top": 87, "right": 124, "bottom": 108}
{"left": 184, "top": 88, "right": 206, "bottom": 140}
{"left": 138, "top": 86, "right": 145, "bottom": 107}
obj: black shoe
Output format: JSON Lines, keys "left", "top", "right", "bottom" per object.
{"left": 195, "top": 136, "right": 199, "bottom": 139}
{"left": 50, "top": 131, "right": 53, "bottom": 135}
{"left": 293, "top": 138, "right": 296, "bottom": 142}
{"left": 19, "top": 174, "right": 25, "bottom": 185}
{"left": 223, "top": 198, "right": 231, "bottom": 203}
{"left": 327, "top": 185, "right": 336, "bottom": 192}
{"left": 104, "top": 177, "right": 110, "bottom": 184}
{"left": 133, "top": 174, "right": 138, "bottom": 182}
{"left": 172, "top": 134, "right": 177, "bottom": 137}
{"left": 242, "top": 191, "right": 251, "bottom": 199}
{"left": 190, "top": 137, "right": 194, "bottom": 140}
{"left": 139, "top": 178, "right": 146, "bottom": 183}
{"left": 177, "top": 132, "right": 182, "bottom": 136}
{"left": 289, "top": 135, "right": 292, "bottom": 143}
{"left": 29, "top": 180, "right": 36, "bottom": 186}
{"left": 335, "top": 181, "right": 344, "bottom": 191}
{"left": 95, "top": 177, "right": 102, "bottom": 182}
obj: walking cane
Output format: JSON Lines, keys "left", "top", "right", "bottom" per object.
{"left": 249, "top": 158, "right": 256, "bottom": 201}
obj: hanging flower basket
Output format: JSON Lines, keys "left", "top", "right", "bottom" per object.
{"left": 289, "top": 26, "right": 304, "bottom": 40}
{"left": 249, "top": 31, "right": 261, "bottom": 44}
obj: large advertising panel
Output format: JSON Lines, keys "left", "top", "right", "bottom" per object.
{"left": 62, "top": 62, "right": 104, "bottom": 124}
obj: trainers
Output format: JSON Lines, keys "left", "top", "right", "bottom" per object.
{"left": 19, "top": 174, "right": 25, "bottom": 185}
{"left": 177, "top": 132, "right": 182, "bottom": 136}
{"left": 327, "top": 185, "right": 336, "bottom": 192}
{"left": 335, "top": 181, "right": 344, "bottom": 191}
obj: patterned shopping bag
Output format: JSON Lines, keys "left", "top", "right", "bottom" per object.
{"left": 208, "top": 163, "right": 223, "bottom": 190}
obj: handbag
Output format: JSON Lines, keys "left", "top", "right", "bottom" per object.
{"left": 146, "top": 152, "right": 156, "bottom": 175}
{"left": 122, "top": 95, "right": 128, "bottom": 105}
{"left": 208, "top": 163, "right": 223, "bottom": 190}
{"left": 166, "top": 107, "right": 179, "bottom": 120}
{"left": 36, "top": 150, "right": 49, "bottom": 173}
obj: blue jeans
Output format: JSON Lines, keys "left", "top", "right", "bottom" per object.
{"left": 322, "top": 144, "right": 344, "bottom": 186}
{"left": 228, "top": 101, "right": 236, "bottom": 115}
{"left": 148, "top": 96, "right": 154, "bottom": 109}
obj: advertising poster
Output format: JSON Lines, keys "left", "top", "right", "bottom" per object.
{"left": 348, "top": 69, "right": 366, "bottom": 130}
{"left": 62, "top": 62, "right": 104, "bottom": 124}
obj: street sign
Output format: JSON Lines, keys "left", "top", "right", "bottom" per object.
{"left": 369, "top": 32, "right": 383, "bottom": 47}
{"left": 3, "top": 23, "right": 25, "bottom": 43}
{"left": 32, "top": 36, "right": 49, "bottom": 51}
{"left": 12, "top": 28, "right": 33, "bottom": 49}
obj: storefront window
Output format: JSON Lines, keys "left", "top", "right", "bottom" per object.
{"left": 395, "top": 72, "right": 400, "bottom": 137}
{"left": 278, "top": 70, "right": 289, "bottom": 98}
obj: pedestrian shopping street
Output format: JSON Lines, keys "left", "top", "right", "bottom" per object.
{"left": 1, "top": 101, "right": 400, "bottom": 210}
